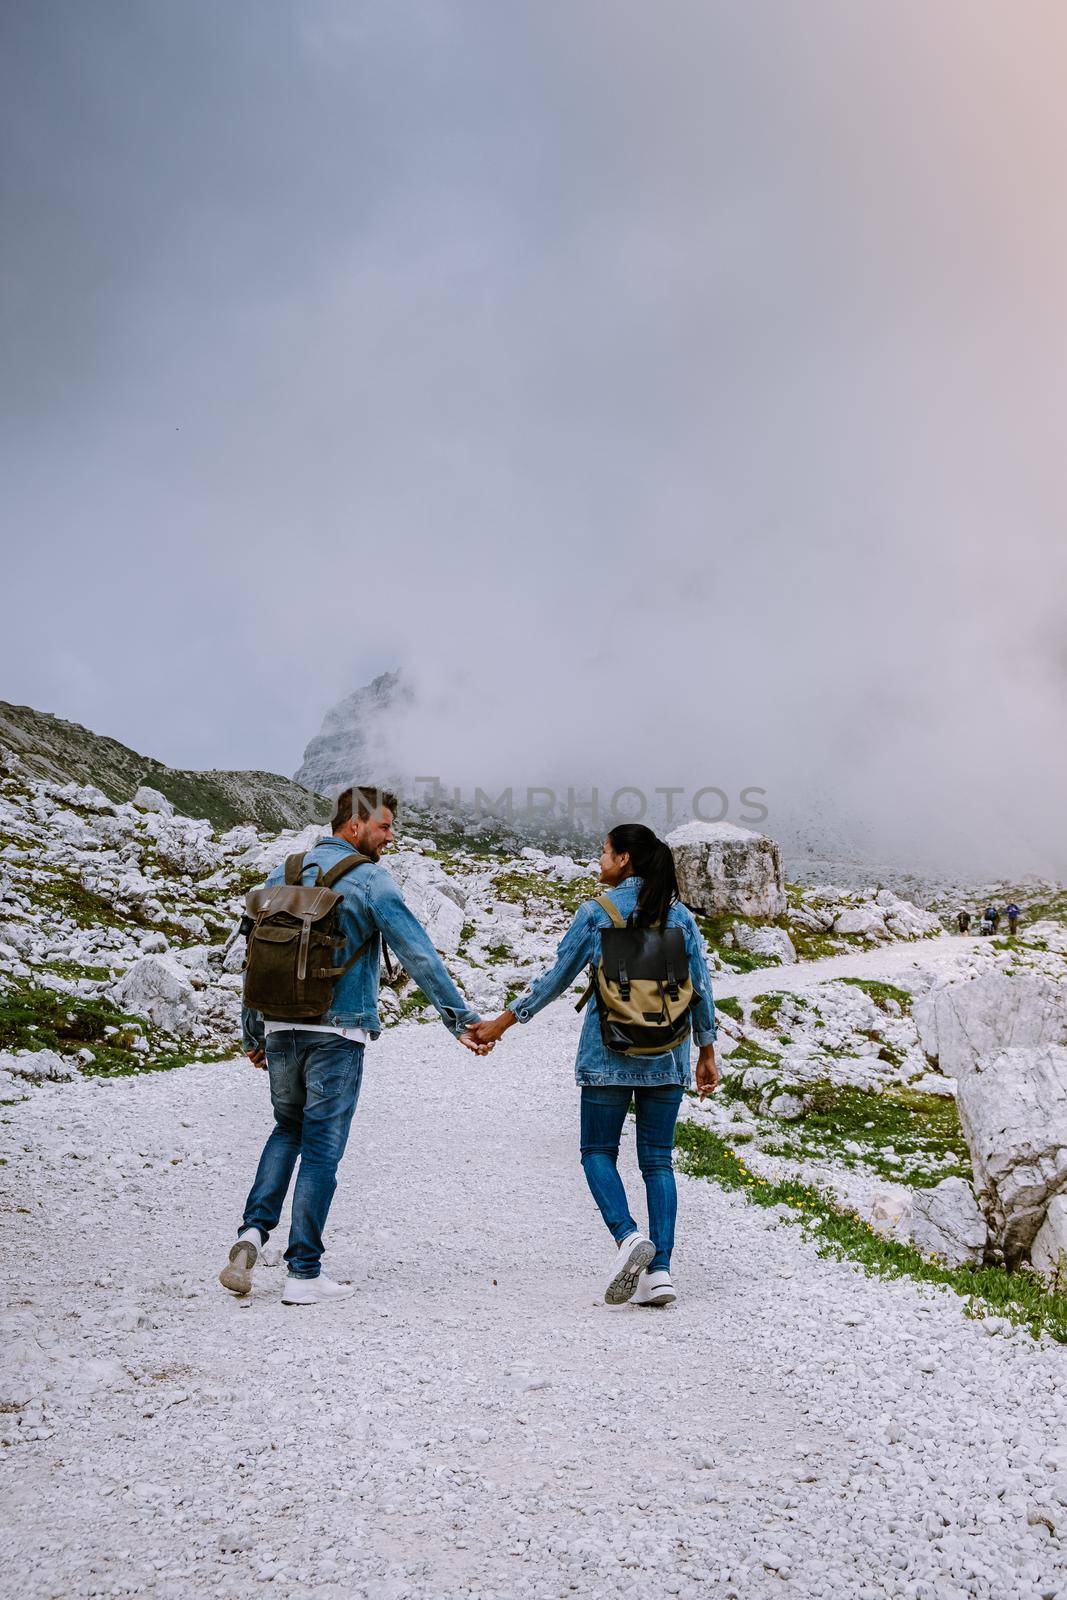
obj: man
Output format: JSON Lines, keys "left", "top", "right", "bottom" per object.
{"left": 219, "top": 785, "right": 488, "bottom": 1306}
{"left": 957, "top": 909, "right": 972, "bottom": 934}
{"left": 1006, "top": 902, "right": 1021, "bottom": 936}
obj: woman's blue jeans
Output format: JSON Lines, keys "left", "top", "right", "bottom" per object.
{"left": 579, "top": 1084, "right": 684, "bottom": 1273}
{"left": 241, "top": 1030, "right": 364, "bottom": 1279}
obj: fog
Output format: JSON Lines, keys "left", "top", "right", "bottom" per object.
{"left": 2, "top": 2, "right": 1066, "bottom": 875}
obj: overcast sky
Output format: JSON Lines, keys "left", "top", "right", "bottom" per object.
{"left": 2, "top": 2, "right": 1066, "bottom": 874}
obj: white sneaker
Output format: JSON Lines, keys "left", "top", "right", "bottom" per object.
{"left": 632, "top": 1269, "right": 676, "bottom": 1307}
{"left": 281, "top": 1272, "right": 355, "bottom": 1306}
{"left": 604, "top": 1233, "right": 655, "bottom": 1305}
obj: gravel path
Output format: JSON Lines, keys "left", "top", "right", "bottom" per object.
{"left": 2, "top": 1001, "right": 1066, "bottom": 1599}
{"left": 714, "top": 933, "right": 986, "bottom": 1003}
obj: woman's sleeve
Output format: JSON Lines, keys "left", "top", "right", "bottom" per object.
{"left": 685, "top": 914, "right": 718, "bottom": 1045}
{"left": 508, "top": 902, "right": 597, "bottom": 1024}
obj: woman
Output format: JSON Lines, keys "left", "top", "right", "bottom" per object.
{"left": 469, "top": 823, "right": 719, "bottom": 1307}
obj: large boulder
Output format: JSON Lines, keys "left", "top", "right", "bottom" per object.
{"left": 111, "top": 955, "right": 200, "bottom": 1038}
{"left": 912, "top": 971, "right": 1067, "bottom": 1079}
{"left": 1030, "top": 1194, "right": 1067, "bottom": 1290}
{"left": 907, "top": 1177, "right": 988, "bottom": 1267}
{"left": 955, "top": 1044, "right": 1067, "bottom": 1266}
{"left": 132, "top": 785, "right": 174, "bottom": 816}
{"left": 731, "top": 923, "right": 797, "bottom": 965}
{"left": 666, "top": 822, "right": 786, "bottom": 920}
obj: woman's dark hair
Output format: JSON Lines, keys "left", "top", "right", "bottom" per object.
{"left": 607, "top": 823, "right": 679, "bottom": 928}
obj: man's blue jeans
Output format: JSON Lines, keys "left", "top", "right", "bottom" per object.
{"left": 579, "top": 1085, "right": 684, "bottom": 1273}
{"left": 241, "top": 1031, "right": 365, "bottom": 1279}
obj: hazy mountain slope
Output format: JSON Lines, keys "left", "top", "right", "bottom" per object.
{"left": 0, "top": 701, "right": 329, "bottom": 832}
{"left": 294, "top": 668, "right": 409, "bottom": 793}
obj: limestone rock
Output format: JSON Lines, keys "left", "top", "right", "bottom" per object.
{"left": 295, "top": 669, "right": 410, "bottom": 793}
{"left": 912, "top": 971, "right": 1067, "bottom": 1078}
{"left": 1030, "top": 1193, "right": 1067, "bottom": 1290}
{"left": 132, "top": 786, "right": 174, "bottom": 816}
{"left": 955, "top": 1045, "right": 1067, "bottom": 1265}
{"left": 0, "top": 1048, "right": 78, "bottom": 1082}
{"left": 870, "top": 1187, "right": 911, "bottom": 1234}
{"left": 111, "top": 955, "right": 200, "bottom": 1038}
{"left": 833, "top": 907, "right": 888, "bottom": 938}
{"left": 766, "top": 1091, "right": 808, "bottom": 1121}
{"left": 666, "top": 821, "right": 786, "bottom": 920}
{"left": 732, "top": 923, "right": 797, "bottom": 965}
{"left": 907, "top": 1177, "right": 988, "bottom": 1267}
{"left": 388, "top": 858, "right": 465, "bottom": 956}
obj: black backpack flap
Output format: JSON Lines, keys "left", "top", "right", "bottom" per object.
{"left": 599, "top": 925, "right": 688, "bottom": 992}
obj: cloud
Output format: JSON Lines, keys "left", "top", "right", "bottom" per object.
{"left": 2, "top": 1, "right": 1065, "bottom": 876}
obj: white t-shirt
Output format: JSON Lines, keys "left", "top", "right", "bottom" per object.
{"left": 262, "top": 1021, "right": 369, "bottom": 1045}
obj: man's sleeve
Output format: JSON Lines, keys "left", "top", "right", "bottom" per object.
{"left": 366, "top": 872, "right": 479, "bottom": 1036}
{"left": 508, "top": 903, "right": 596, "bottom": 1024}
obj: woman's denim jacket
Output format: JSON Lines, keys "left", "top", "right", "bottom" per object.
{"left": 241, "top": 837, "right": 480, "bottom": 1051}
{"left": 508, "top": 876, "right": 717, "bottom": 1087}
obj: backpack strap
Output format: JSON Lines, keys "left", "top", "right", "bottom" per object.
{"left": 319, "top": 853, "right": 397, "bottom": 983}
{"left": 594, "top": 892, "right": 626, "bottom": 929}
{"left": 321, "top": 851, "right": 373, "bottom": 889}
{"left": 284, "top": 852, "right": 307, "bottom": 885}
{"left": 575, "top": 894, "right": 625, "bottom": 1011}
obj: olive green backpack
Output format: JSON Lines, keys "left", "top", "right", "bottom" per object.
{"left": 575, "top": 893, "right": 695, "bottom": 1057}
{"left": 242, "top": 851, "right": 379, "bottom": 1022}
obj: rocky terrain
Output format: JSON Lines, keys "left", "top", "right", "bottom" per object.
{"left": 2, "top": 717, "right": 1067, "bottom": 1596}
{"left": 0, "top": 701, "right": 329, "bottom": 833}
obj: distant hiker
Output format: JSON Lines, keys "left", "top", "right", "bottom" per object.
{"left": 985, "top": 905, "right": 1001, "bottom": 933}
{"left": 469, "top": 823, "right": 719, "bottom": 1309}
{"left": 957, "top": 910, "right": 972, "bottom": 934}
{"left": 1006, "top": 902, "right": 1021, "bottom": 935}
{"left": 219, "top": 785, "right": 489, "bottom": 1307}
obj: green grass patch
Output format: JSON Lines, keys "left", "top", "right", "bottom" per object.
{"left": 39, "top": 959, "right": 113, "bottom": 983}
{"left": 749, "top": 991, "right": 791, "bottom": 1032}
{"left": 837, "top": 977, "right": 912, "bottom": 1013}
{"left": 490, "top": 868, "right": 594, "bottom": 917}
{"left": 675, "top": 1119, "right": 1067, "bottom": 1342}
{"left": 0, "top": 985, "right": 203, "bottom": 1076}
{"left": 789, "top": 928, "right": 852, "bottom": 961}
{"left": 797, "top": 1081, "right": 969, "bottom": 1180}
{"left": 715, "top": 995, "right": 743, "bottom": 1023}
{"left": 30, "top": 867, "right": 191, "bottom": 944}
{"left": 715, "top": 1070, "right": 968, "bottom": 1183}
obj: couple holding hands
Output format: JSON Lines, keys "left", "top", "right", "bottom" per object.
{"left": 222, "top": 787, "right": 719, "bottom": 1309}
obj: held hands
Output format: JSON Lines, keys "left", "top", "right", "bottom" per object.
{"left": 695, "top": 1044, "right": 720, "bottom": 1098}
{"left": 459, "top": 1028, "right": 495, "bottom": 1056}
{"left": 467, "top": 1011, "right": 516, "bottom": 1050}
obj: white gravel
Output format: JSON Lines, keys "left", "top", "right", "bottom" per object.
{"left": 2, "top": 1005, "right": 1066, "bottom": 1600}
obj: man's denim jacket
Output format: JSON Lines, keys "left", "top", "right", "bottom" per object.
{"left": 507, "top": 876, "right": 717, "bottom": 1087}
{"left": 241, "top": 837, "right": 479, "bottom": 1052}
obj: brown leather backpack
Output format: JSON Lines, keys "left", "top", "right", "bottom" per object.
{"left": 242, "top": 851, "right": 377, "bottom": 1021}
